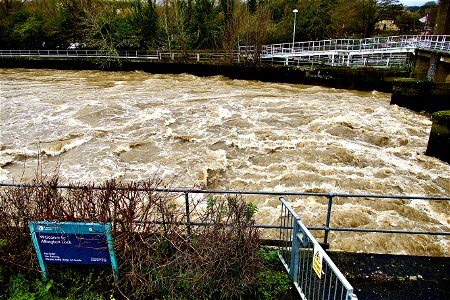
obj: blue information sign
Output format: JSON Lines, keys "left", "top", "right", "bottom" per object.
{"left": 29, "top": 222, "right": 119, "bottom": 280}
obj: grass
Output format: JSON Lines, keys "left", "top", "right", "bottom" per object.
{"left": 1, "top": 248, "right": 293, "bottom": 300}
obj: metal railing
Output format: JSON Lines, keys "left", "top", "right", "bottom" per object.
{"left": 2, "top": 35, "right": 448, "bottom": 68}
{"left": 259, "top": 35, "right": 450, "bottom": 56}
{"left": 0, "top": 183, "right": 449, "bottom": 242}
{"left": 279, "top": 197, "right": 356, "bottom": 300}
{"left": 264, "top": 51, "right": 412, "bottom": 68}
{"left": 1, "top": 183, "right": 448, "bottom": 299}
{"left": 238, "top": 35, "right": 450, "bottom": 67}
{"left": 0, "top": 49, "right": 247, "bottom": 63}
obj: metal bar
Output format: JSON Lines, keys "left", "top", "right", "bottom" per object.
{"left": 290, "top": 220, "right": 300, "bottom": 280}
{"left": 301, "top": 246, "right": 309, "bottom": 294}
{"left": 306, "top": 242, "right": 313, "bottom": 298}
{"left": 125, "top": 219, "right": 450, "bottom": 237}
{"left": 324, "top": 194, "right": 333, "bottom": 244}
{"left": 288, "top": 212, "right": 293, "bottom": 267}
{"left": 326, "top": 271, "right": 332, "bottom": 300}
{"left": 320, "top": 227, "right": 450, "bottom": 236}
{"left": 333, "top": 276, "right": 338, "bottom": 299}
{"left": 1, "top": 184, "right": 449, "bottom": 239}
{"left": 5, "top": 182, "right": 448, "bottom": 201}
{"left": 184, "top": 192, "right": 191, "bottom": 236}
{"left": 322, "top": 262, "right": 329, "bottom": 300}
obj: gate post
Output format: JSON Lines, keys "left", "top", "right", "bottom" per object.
{"left": 289, "top": 218, "right": 300, "bottom": 282}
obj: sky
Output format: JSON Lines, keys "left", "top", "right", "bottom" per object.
{"left": 399, "top": 0, "right": 436, "bottom": 6}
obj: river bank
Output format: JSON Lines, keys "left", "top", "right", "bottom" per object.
{"left": 0, "top": 56, "right": 409, "bottom": 93}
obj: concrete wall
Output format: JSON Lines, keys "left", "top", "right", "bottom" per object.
{"left": 412, "top": 50, "right": 450, "bottom": 83}
{"left": 426, "top": 111, "right": 450, "bottom": 163}
{"left": 434, "top": 55, "right": 450, "bottom": 83}
{"left": 412, "top": 50, "right": 432, "bottom": 80}
{"left": 391, "top": 79, "right": 450, "bottom": 113}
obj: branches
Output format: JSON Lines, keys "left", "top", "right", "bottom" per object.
{"left": 0, "top": 178, "right": 262, "bottom": 298}
{"left": 0, "top": 0, "right": 29, "bottom": 16}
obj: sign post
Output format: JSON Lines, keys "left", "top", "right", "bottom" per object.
{"left": 29, "top": 221, "right": 119, "bottom": 280}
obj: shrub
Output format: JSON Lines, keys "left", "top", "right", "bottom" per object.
{"left": 0, "top": 176, "right": 262, "bottom": 299}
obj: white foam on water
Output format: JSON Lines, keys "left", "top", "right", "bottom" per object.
{"left": 1, "top": 69, "right": 449, "bottom": 255}
{"left": 0, "top": 147, "right": 38, "bottom": 158}
{"left": 438, "top": 237, "right": 448, "bottom": 255}
{"left": 407, "top": 200, "right": 449, "bottom": 227}
{"left": 0, "top": 154, "right": 15, "bottom": 167}
{"left": 113, "top": 143, "right": 133, "bottom": 155}
{"left": 41, "top": 136, "right": 93, "bottom": 156}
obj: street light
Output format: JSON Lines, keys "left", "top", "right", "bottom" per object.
{"left": 292, "top": 9, "right": 298, "bottom": 52}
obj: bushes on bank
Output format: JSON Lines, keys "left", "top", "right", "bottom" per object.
{"left": 0, "top": 177, "right": 291, "bottom": 299}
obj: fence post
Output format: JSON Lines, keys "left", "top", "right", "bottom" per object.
{"left": 185, "top": 192, "right": 191, "bottom": 236}
{"left": 289, "top": 218, "right": 300, "bottom": 282}
{"left": 324, "top": 193, "right": 333, "bottom": 245}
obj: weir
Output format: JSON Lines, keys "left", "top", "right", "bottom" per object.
{"left": 1, "top": 59, "right": 448, "bottom": 298}
{"left": 2, "top": 35, "right": 449, "bottom": 70}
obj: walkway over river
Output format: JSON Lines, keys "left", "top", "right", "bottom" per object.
{"left": 1, "top": 35, "right": 450, "bottom": 68}
{"left": 253, "top": 35, "right": 450, "bottom": 67}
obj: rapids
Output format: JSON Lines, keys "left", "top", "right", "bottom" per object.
{"left": 0, "top": 68, "right": 449, "bottom": 255}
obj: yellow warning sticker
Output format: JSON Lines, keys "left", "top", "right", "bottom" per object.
{"left": 313, "top": 245, "right": 323, "bottom": 278}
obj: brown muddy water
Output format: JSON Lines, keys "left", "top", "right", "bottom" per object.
{"left": 0, "top": 68, "right": 449, "bottom": 256}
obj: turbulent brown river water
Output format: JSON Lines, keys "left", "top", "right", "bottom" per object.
{"left": 1, "top": 68, "right": 449, "bottom": 256}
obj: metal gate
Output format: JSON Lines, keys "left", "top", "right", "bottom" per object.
{"left": 279, "top": 197, "right": 357, "bottom": 300}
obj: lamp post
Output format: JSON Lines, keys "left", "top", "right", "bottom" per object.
{"left": 292, "top": 9, "right": 298, "bottom": 52}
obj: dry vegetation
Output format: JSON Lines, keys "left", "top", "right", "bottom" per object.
{"left": 0, "top": 174, "right": 264, "bottom": 299}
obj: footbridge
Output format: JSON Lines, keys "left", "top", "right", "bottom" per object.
{"left": 248, "top": 35, "right": 450, "bottom": 68}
